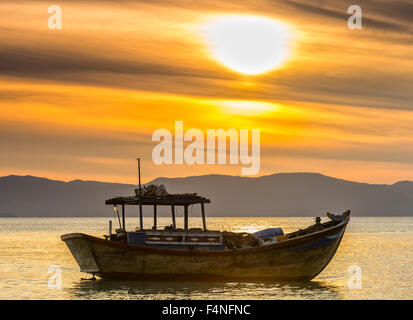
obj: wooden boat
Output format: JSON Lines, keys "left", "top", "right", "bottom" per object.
{"left": 62, "top": 186, "right": 350, "bottom": 281}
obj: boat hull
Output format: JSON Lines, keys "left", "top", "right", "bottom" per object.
{"left": 62, "top": 217, "right": 348, "bottom": 281}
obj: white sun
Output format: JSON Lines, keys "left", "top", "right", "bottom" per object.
{"left": 204, "top": 15, "right": 291, "bottom": 75}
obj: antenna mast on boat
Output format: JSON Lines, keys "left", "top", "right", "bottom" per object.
{"left": 137, "top": 157, "right": 143, "bottom": 230}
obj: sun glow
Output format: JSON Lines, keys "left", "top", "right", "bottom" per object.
{"left": 214, "top": 100, "right": 280, "bottom": 115}
{"left": 204, "top": 15, "right": 291, "bottom": 75}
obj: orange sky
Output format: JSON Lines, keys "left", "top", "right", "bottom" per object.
{"left": 1, "top": 1, "right": 413, "bottom": 184}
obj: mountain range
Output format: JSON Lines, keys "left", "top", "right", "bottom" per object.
{"left": 0, "top": 173, "right": 413, "bottom": 217}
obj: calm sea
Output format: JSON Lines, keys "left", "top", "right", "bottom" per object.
{"left": 0, "top": 217, "right": 412, "bottom": 300}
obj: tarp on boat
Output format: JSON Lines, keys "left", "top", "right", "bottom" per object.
{"left": 253, "top": 228, "right": 284, "bottom": 240}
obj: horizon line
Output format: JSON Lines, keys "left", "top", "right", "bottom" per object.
{"left": 1, "top": 172, "right": 411, "bottom": 186}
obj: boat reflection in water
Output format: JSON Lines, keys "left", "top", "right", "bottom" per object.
{"left": 68, "top": 278, "right": 341, "bottom": 300}
{"left": 62, "top": 180, "right": 350, "bottom": 281}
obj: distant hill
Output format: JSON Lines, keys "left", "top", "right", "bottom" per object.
{"left": 0, "top": 175, "right": 134, "bottom": 217}
{"left": 1, "top": 173, "right": 413, "bottom": 217}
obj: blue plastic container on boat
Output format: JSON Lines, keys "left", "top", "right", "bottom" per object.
{"left": 253, "top": 228, "right": 284, "bottom": 239}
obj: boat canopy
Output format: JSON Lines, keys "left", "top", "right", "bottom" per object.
{"left": 105, "top": 190, "right": 211, "bottom": 232}
{"left": 105, "top": 193, "right": 210, "bottom": 206}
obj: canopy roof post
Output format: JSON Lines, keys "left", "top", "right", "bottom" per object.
{"left": 171, "top": 205, "right": 176, "bottom": 230}
{"left": 153, "top": 205, "right": 157, "bottom": 230}
{"left": 201, "top": 203, "right": 207, "bottom": 231}
{"left": 121, "top": 204, "right": 125, "bottom": 230}
{"left": 138, "top": 201, "right": 144, "bottom": 230}
{"left": 184, "top": 205, "right": 189, "bottom": 231}
{"left": 137, "top": 158, "right": 143, "bottom": 230}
